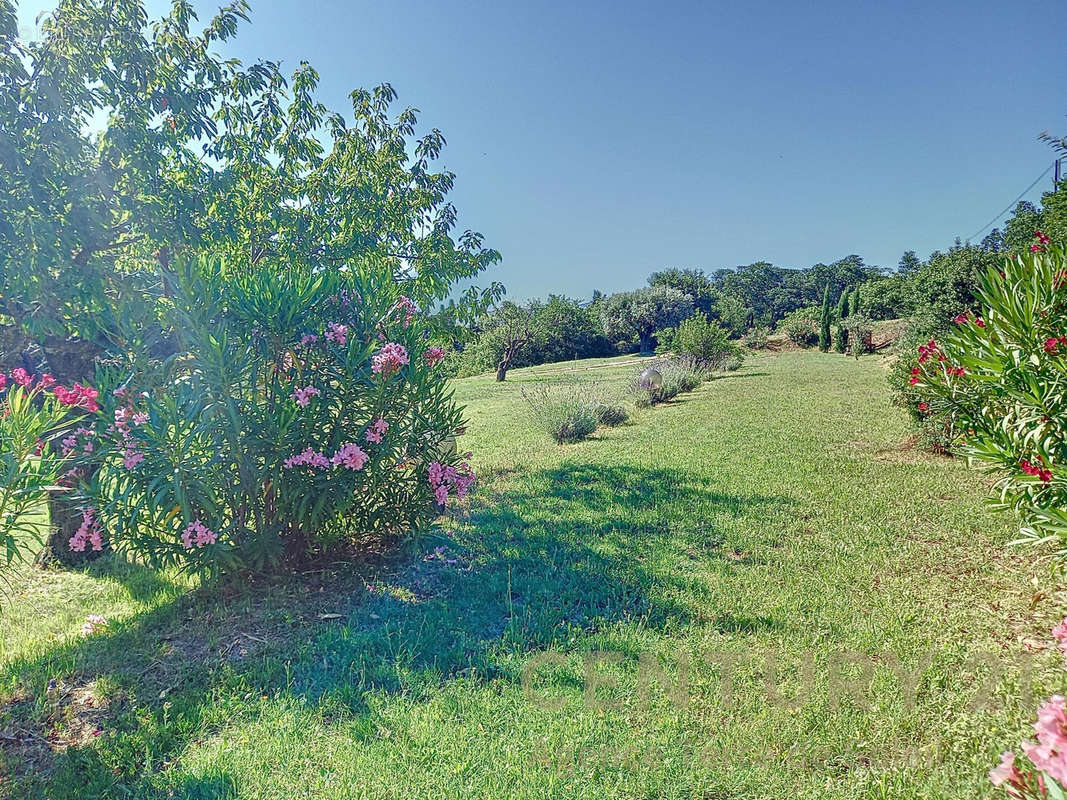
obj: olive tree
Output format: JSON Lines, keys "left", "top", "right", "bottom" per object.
{"left": 599, "top": 286, "right": 694, "bottom": 355}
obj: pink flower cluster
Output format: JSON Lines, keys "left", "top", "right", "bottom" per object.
{"left": 181, "top": 519, "right": 218, "bottom": 549}
{"left": 292, "top": 385, "right": 320, "bottom": 408}
{"left": 371, "top": 343, "right": 409, "bottom": 376}
{"left": 61, "top": 426, "right": 96, "bottom": 457}
{"left": 396, "top": 295, "right": 416, "bottom": 328}
{"left": 991, "top": 618, "right": 1067, "bottom": 795}
{"left": 324, "top": 322, "right": 348, "bottom": 346}
{"left": 3, "top": 370, "right": 102, "bottom": 413}
{"left": 1054, "top": 619, "right": 1067, "bottom": 664}
{"left": 69, "top": 508, "right": 103, "bottom": 552}
{"left": 300, "top": 334, "right": 318, "bottom": 346}
{"left": 81, "top": 614, "right": 109, "bottom": 637}
{"left": 424, "top": 346, "right": 447, "bottom": 366}
{"left": 285, "top": 443, "right": 369, "bottom": 472}
{"left": 1023, "top": 696, "right": 1067, "bottom": 785}
{"left": 366, "top": 417, "right": 389, "bottom": 444}
{"left": 331, "top": 442, "right": 369, "bottom": 471}
{"left": 112, "top": 406, "right": 148, "bottom": 469}
{"left": 1032, "top": 230, "right": 1052, "bottom": 253}
{"left": 428, "top": 458, "right": 475, "bottom": 507}
{"left": 283, "top": 447, "right": 331, "bottom": 470}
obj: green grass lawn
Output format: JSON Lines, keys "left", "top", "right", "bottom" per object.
{"left": 1, "top": 351, "right": 1063, "bottom": 799}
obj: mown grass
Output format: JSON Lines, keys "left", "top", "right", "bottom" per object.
{"left": 1, "top": 351, "right": 1064, "bottom": 799}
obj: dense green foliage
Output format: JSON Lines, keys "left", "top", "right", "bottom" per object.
{"left": 61, "top": 257, "right": 470, "bottom": 572}
{"left": 819, "top": 284, "right": 832, "bottom": 352}
{"left": 0, "top": 0, "right": 501, "bottom": 380}
{"left": 778, "top": 306, "right": 821, "bottom": 348}
{"left": 671, "top": 315, "right": 740, "bottom": 367}
{"left": 599, "top": 287, "right": 694, "bottom": 355}
{"left": 835, "top": 290, "right": 850, "bottom": 353}
{"left": 0, "top": 384, "right": 77, "bottom": 571}
{"left": 456, "top": 297, "right": 611, "bottom": 378}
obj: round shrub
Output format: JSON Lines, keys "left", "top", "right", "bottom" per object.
{"left": 522, "top": 384, "right": 598, "bottom": 443}
{"left": 64, "top": 257, "right": 472, "bottom": 573}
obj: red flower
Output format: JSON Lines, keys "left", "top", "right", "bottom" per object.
{"left": 1046, "top": 338, "right": 1061, "bottom": 354}
{"left": 1036, "top": 230, "right": 1051, "bottom": 245}
{"left": 54, "top": 382, "right": 101, "bottom": 413}
{"left": 38, "top": 373, "right": 55, "bottom": 390}
{"left": 953, "top": 313, "right": 969, "bottom": 324}
{"left": 974, "top": 318, "right": 985, "bottom": 328}
{"left": 0, "top": 373, "right": 6, "bottom": 391}
{"left": 11, "top": 368, "right": 32, "bottom": 388}
{"left": 1032, "top": 244, "right": 1044, "bottom": 253}
{"left": 1021, "top": 457, "right": 1053, "bottom": 483}
{"left": 918, "top": 402, "right": 929, "bottom": 412}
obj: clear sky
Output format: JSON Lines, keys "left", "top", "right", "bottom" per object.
{"left": 16, "top": 0, "right": 1067, "bottom": 301}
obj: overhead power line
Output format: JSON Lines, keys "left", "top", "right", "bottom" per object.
{"left": 966, "top": 163, "right": 1055, "bottom": 243}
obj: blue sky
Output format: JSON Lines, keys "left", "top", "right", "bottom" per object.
{"left": 16, "top": 0, "right": 1067, "bottom": 301}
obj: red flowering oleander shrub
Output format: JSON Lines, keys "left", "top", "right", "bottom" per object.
{"left": 61, "top": 256, "right": 473, "bottom": 573}
{"left": 909, "top": 236, "right": 1067, "bottom": 560}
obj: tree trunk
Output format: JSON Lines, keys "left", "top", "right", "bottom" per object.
{"left": 37, "top": 470, "right": 107, "bottom": 568}
{"left": 639, "top": 333, "right": 653, "bottom": 356}
{"left": 496, "top": 361, "right": 508, "bottom": 382}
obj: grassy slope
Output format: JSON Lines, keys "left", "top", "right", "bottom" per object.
{"left": 1, "top": 351, "right": 1062, "bottom": 799}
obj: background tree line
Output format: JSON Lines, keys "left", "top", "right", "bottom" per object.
{"left": 454, "top": 162, "right": 1067, "bottom": 379}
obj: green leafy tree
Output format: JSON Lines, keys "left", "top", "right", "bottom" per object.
{"left": 860, "top": 276, "right": 910, "bottom": 320}
{"left": 896, "top": 250, "right": 922, "bottom": 277}
{"left": 1003, "top": 201, "right": 1045, "bottom": 253}
{"left": 599, "top": 286, "right": 694, "bottom": 355}
{"left": 1, "top": 0, "right": 500, "bottom": 561}
{"left": 672, "top": 315, "right": 739, "bottom": 368}
{"left": 648, "top": 268, "right": 713, "bottom": 315}
{"left": 482, "top": 303, "right": 534, "bottom": 382}
{"left": 528, "top": 296, "right": 611, "bottom": 364}
{"left": 711, "top": 292, "right": 748, "bottom": 338}
{"left": 819, "top": 284, "right": 832, "bottom": 352}
{"left": 0, "top": 0, "right": 500, "bottom": 370}
{"left": 907, "top": 245, "right": 1000, "bottom": 328}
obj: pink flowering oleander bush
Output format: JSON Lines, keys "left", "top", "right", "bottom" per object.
{"left": 908, "top": 237, "right": 1067, "bottom": 562}
{"left": 66, "top": 255, "right": 473, "bottom": 573}
{"left": 0, "top": 378, "right": 100, "bottom": 573}
{"left": 988, "top": 617, "right": 1067, "bottom": 798}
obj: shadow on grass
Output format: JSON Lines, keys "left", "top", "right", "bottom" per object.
{"left": 2, "top": 463, "right": 792, "bottom": 797}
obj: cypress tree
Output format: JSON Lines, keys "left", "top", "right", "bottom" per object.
{"left": 835, "top": 289, "right": 850, "bottom": 353}
{"left": 819, "top": 284, "right": 831, "bottom": 352}
{"left": 852, "top": 284, "right": 862, "bottom": 316}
